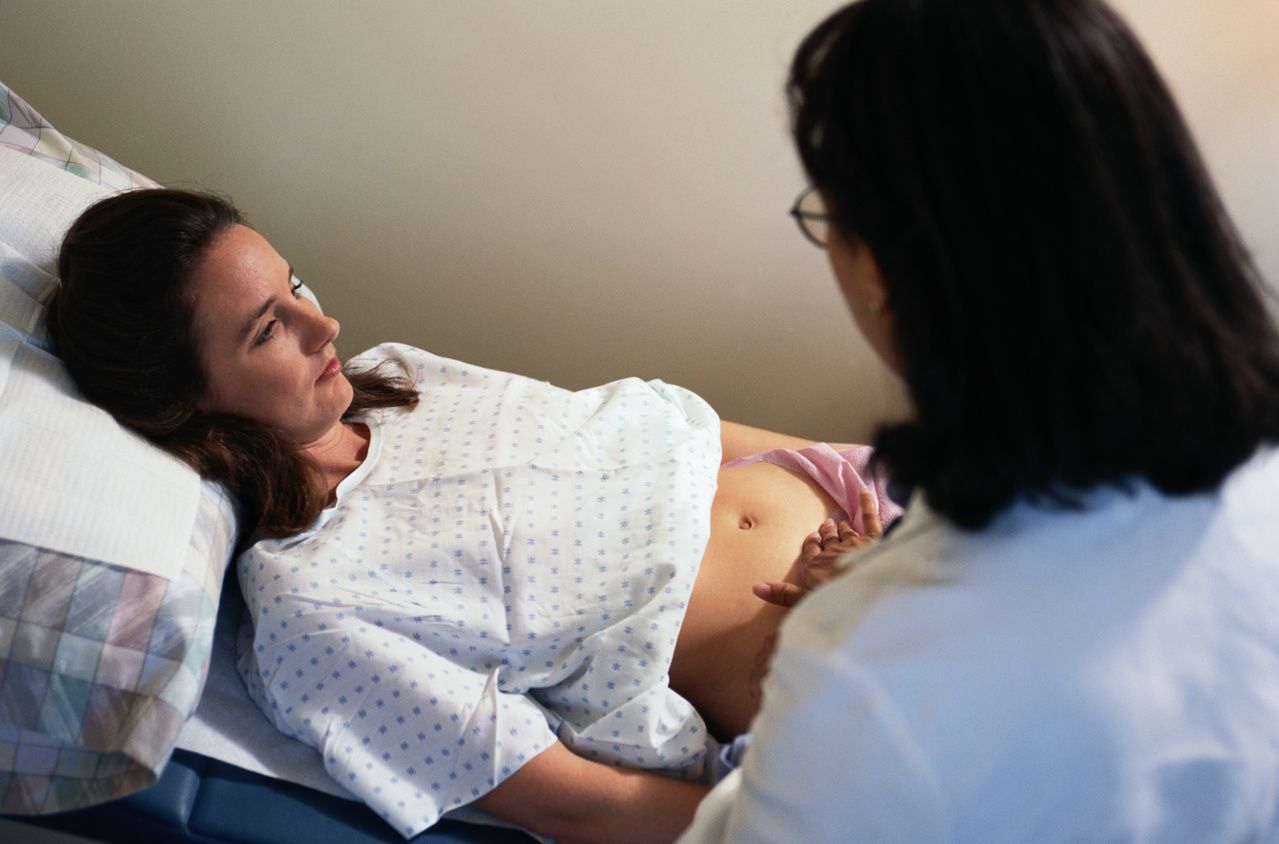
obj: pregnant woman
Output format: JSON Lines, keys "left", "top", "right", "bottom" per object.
{"left": 47, "top": 188, "right": 897, "bottom": 843}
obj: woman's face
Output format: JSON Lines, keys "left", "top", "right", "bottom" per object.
{"left": 189, "top": 225, "right": 352, "bottom": 445}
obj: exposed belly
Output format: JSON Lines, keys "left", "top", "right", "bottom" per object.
{"left": 669, "top": 460, "right": 837, "bottom": 739}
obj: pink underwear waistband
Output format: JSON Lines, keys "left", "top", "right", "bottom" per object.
{"left": 723, "top": 443, "right": 902, "bottom": 533}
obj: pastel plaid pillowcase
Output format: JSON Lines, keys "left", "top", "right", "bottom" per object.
{"left": 0, "top": 81, "right": 239, "bottom": 814}
{"left": 0, "top": 488, "right": 236, "bottom": 813}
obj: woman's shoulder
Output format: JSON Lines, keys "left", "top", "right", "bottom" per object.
{"left": 346, "top": 342, "right": 529, "bottom": 390}
{"left": 346, "top": 341, "right": 429, "bottom": 373}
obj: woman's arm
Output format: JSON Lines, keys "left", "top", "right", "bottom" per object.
{"left": 719, "top": 420, "right": 818, "bottom": 463}
{"left": 473, "top": 741, "right": 708, "bottom": 844}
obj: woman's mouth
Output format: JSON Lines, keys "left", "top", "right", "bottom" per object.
{"left": 317, "top": 357, "right": 342, "bottom": 383}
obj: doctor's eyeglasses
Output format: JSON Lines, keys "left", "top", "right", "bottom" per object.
{"left": 789, "top": 186, "right": 830, "bottom": 248}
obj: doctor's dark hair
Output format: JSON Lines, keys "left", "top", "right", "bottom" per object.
{"left": 790, "top": 0, "right": 1279, "bottom": 529}
{"left": 47, "top": 188, "right": 418, "bottom": 543}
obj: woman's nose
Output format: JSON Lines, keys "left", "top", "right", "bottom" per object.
{"left": 305, "top": 310, "right": 340, "bottom": 353}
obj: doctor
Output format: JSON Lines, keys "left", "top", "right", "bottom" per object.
{"left": 681, "top": 0, "right": 1279, "bottom": 840}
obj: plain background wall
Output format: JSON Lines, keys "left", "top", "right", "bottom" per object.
{"left": 3, "top": 0, "right": 1276, "bottom": 444}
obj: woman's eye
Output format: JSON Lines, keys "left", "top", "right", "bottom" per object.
{"left": 255, "top": 319, "right": 278, "bottom": 346}
{"left": 290, "top": 279, "right": 304, "bottom": 299}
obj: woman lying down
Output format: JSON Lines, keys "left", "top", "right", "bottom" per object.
{"left": 48, "top": 189, "right": 899, "bottom": 843}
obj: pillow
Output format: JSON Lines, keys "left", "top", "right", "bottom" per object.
{"left": 0, "top": 82, "right": 238, "bottom": 815}
{"left": 0, "top": 81, "right": 158, "bottom": 192}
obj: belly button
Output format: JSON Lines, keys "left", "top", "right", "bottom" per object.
{"left": 738, "top": 516, "right": 754, "bottom": 530}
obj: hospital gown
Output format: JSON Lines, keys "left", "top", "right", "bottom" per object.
{"left": 236, "top": 344, "right": 723, "bottom": 837}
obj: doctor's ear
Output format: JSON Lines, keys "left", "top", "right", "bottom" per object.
{"left": 867, "top": 291, "right": 889, "bottom": 318}
{"left": 826, "top": 233, "right": 902, "bottom": 374}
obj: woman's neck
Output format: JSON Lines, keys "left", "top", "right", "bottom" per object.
{"left": 305, "top": 420, "right": 371, "bottom": 502}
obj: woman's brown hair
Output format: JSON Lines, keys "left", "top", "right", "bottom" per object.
{"left": 47, "top": 188, "right": 418, "bottom": 543}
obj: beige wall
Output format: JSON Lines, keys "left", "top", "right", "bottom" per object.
{"left": 4, "top": 1, "right": 1276, "bottom": 442}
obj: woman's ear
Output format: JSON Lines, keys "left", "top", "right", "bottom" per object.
{"left": 826, "top": 231, "right": 902, "bottom": 374}
{"left": 864, "top": 266, "right": 890, "bottom": 318}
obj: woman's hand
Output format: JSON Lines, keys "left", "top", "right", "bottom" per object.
{"left": 753, "top": 489, "right": 883, "bottom": 608}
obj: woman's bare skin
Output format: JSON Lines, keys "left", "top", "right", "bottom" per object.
{"left": 668, "top": 418, "right": 885, "bottom": 739}
{"left": 669, "top": 459, "right": 835, "bottom": 738}
{"left": 744, "top": 492, "right": 884, "bottom": 706}
{"left": 757, "top": 489, "right": 884, "bottom": 608}
{"left": 673, "top": 477, "right": 885, "bottom": 738}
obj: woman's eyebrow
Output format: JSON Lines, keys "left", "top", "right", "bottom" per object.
{"left": 238, "top": 297, "right": 275, "bottom": 343}
{"left": 237, "top": 264, "right": 295, "bottom": 343}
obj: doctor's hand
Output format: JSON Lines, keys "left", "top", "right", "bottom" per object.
{"left": 753, "top": 489, "right": 883, "bottom": 608}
